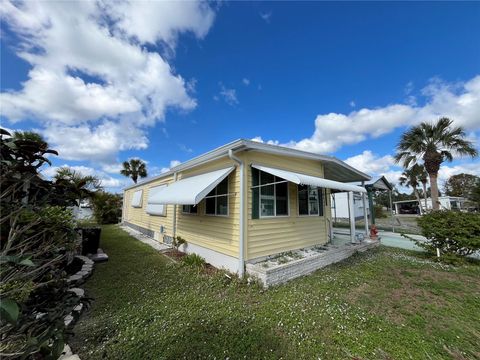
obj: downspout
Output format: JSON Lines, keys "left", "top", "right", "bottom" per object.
{"left": 172, "top": 172, "right": 178, "bottom": 241}
{"left": 228, "top": 149, "right": 245, "bottom": 277}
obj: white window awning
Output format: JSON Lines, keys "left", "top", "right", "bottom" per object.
{"left": 149, "top": 167, "right": 235, "bottom": 205}
{"left": 252, "top": 164, "right": 366, "bottom": 193}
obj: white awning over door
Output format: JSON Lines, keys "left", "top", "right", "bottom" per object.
{"left": 252, "top": 164, "right": 366, "bottom": 193}
{"left": 149, "top": 167, "right": 235, "bottom": 205}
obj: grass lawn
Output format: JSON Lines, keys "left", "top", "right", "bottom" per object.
{"left": 71, "top": 225, "right": 480, "bottom": 359}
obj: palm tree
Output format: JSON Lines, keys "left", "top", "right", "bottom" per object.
{"left": 13, "top": 130, "right": 48, "bottom": 150}
{"left": 398, "top": 165, "right": 422, "bottom": 214}
{"left": 54, "top": 167, "right": 102, "bottom": 200}
{"left": 120, "top": 159, "right": 148, "bottom": 184}
{"left": 395, "top": 117, "right": 478, "bottom": 210}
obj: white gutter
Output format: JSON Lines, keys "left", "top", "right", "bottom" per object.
{"left": 228, "top": 149, "right": 245, "bottom": 277}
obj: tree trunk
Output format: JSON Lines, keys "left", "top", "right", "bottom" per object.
{"left": 422, "top": 182, "right": 428, "bottom": 212}
{"left": 429, "top": 173, "right": 440, "bottom": 210}
{"left": 413, "top": 188, "right": 422, "bottom": 214}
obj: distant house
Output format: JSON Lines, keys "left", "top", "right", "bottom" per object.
{"left": 122, "top": 139, "right": 370, "bottom": 275}
{"left": 394, "top": 196, "right": 468, "bottom": 214}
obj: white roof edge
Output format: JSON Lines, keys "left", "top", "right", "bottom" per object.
{"left": 123, "top": 138, "right": 370, "bottom": 191}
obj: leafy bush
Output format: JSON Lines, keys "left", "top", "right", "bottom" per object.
{"left": 415, "top": 211, "right": 480, "bottom": 257}
{"left": 182, "top": 253, "right": 206, "bottom": 270}
{"left": 172, "top": 236, "right": 186, "bottom": 250}
{"left": 1, "top": 129, "right": 83, "bottom": 358}
{"left": 91, "top": 191, "right": 122, "bottom": 224}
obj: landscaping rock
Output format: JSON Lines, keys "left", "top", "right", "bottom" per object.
{"left": 67, "top": 274, "right": 83, "bottom": 283}
{"left": 73, "top": 303, "right": 84, "bottom": 313}
{"left": 90, "top": 253, "right": 108, "bottom": 262}
{"left": 68, "top": 288, "right": 85, "bottom": 297}
{"left": 64, "top": 314, "right": 74, "bottom": 327}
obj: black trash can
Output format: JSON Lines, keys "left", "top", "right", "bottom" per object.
{"left": 81, "top": 227, "right": 101, "bottom": 255}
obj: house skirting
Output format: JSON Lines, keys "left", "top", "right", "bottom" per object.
{"left": 246, "top": 241, "right": 379, "bottom": 287}
{"left": 178, "top": 242, "right": 239, "bottom": 274}
{"left": 123, "top": 221, "right": 239, "bottom": 274}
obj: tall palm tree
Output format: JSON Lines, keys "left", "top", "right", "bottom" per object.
{"left": 398, "top": 166, "right": 422, "bottom": 214}
{"left": 395, "top": 117, "right": 478, "bottom": 210}
{"left": 120, "top": 159, "right": 148, "bottom": 184}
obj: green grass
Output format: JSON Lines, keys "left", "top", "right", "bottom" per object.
{"left": 71, "top": 225, "right": 480, "bottom": 359}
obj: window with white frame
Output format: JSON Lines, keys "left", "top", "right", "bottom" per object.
{"left": 251, "top": 168, "right": 289, "bottom": 218}
{"left": 182, "top": 205, "right": 197, "bottom": 214}
{"left": 205, "top": 177, "right": 229, "bottom": 216}
{"left": 298, "top": 185, "right": 324, "bottom": 216}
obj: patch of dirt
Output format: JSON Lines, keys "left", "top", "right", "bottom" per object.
{"left": 162, "top": 249, "right": 186, "bottom": 261}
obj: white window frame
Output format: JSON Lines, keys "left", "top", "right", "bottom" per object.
{"left": 204, "top": 176, "right": 229, "bottom": 217}
{"left": 252, "top": 171, "right": 290, "bottom": 218}
{"left": 298, "top": 185, "right": 324, "bottom": 217}
{"left": 182, "top": 205, "right": 198, "bottom": 215}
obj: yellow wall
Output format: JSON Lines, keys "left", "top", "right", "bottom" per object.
{"left": 175, "top": 158, "right": 240, "bottom": 258}
{"left": 123, "top": 175, "right": 175, "bottom": 239}
{"left": 244, "top": 151, "right": 331, "bottom": 260}
{"left": 123, "top": 151, "right": 333, "bottom": 262}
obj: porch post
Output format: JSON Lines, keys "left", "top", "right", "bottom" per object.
{"left": 389, "top": 190, "right": 395, "bottom": 233}
{"left": 348, "top": 191, "right": 356, "bottom": 243}
{"left": 361, "top": 182, "right": 368, "bottom": 236}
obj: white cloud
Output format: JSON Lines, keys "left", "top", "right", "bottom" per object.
{"left": 344, "top": 150, "right": 395, "bottom": 175}
{"left": 159, "top": 160, "right": 181, "bottom": 174}
{"left": 260, "top": 11, "right": 272, "bottom": 23}
{"left": 216, "top": 83, "right": 238, "bottom": 106}
{"left": 256, "top": 75, "right": 480, "bottom": 154}
{"left": 0, "top": 0, "right": 215, "bottom": 164}
{"left": 349, "top": 101, "right": 356, "bottom": 108}
{"left": 242, "top": 78, "right": 250, "bottom": 86}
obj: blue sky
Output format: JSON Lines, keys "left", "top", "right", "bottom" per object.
{"left": 1, "top": 1, "right": 479, "bottom": 192}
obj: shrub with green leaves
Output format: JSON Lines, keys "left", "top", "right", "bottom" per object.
{"left": 181, "top": 253, "right": 206, "bottom": 270}
{"left": 415, "top": 210, "right": 480, "bottom": 256}
{"left": 172, "top": 236, "right": 186, "bottom": 250}
{"left": 1, "top": 129, "right": 83, "bottom": 358}
{"left": 91, "top": 191, "right": 122, "bottom": 224}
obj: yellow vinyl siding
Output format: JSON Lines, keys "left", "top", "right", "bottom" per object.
{"left": 175, "top": 157, "right": 240, "bottom": 258}
{"left": 123, "top": 176, "right": 175, "bottom": 238}
{"left": 245, "top": 151, "right": 330, "bottom": 260}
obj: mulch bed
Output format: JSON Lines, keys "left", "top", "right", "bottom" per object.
{"left": 162, "top": 249, "right": 186, "bottom": 261}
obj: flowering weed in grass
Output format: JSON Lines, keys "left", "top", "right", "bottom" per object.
{"left": 71, "top": 225, "right": 480, "bottom": 359}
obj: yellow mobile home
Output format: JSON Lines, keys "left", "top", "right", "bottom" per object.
{"left": 122, "top": 139, "right": 370, "bottom": 276}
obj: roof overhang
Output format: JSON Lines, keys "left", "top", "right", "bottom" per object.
{"left": 124, "top": 139, "right": 371, "bottom": 191}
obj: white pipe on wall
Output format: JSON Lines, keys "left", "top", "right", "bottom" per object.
{"left": 228, "top": 149, "right": 245, "bottom": 277}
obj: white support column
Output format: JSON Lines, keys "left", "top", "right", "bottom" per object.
{"left": 362, "top": 191, "right": 369, "bottom": 236}
{"left": 348, "top": 191, "right": 356, "bottom": 243}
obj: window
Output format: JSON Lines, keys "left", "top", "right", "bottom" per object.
{"left": 131, "top": 190, "right": 143, "bottom": 208}
{"left": 205, "top": 177, "right": 229, "bottom": 216}
{"left": 146, "top": 184, "right": 167, "bottom": 216}
{"left": 182, "top": 205, "right": 197, "bottom": 214}
{"left": 252, "top": 168, "right": 289, "bottom": 218}
{"left": 298, "top": 185, "right": 324, "bottom": 216}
